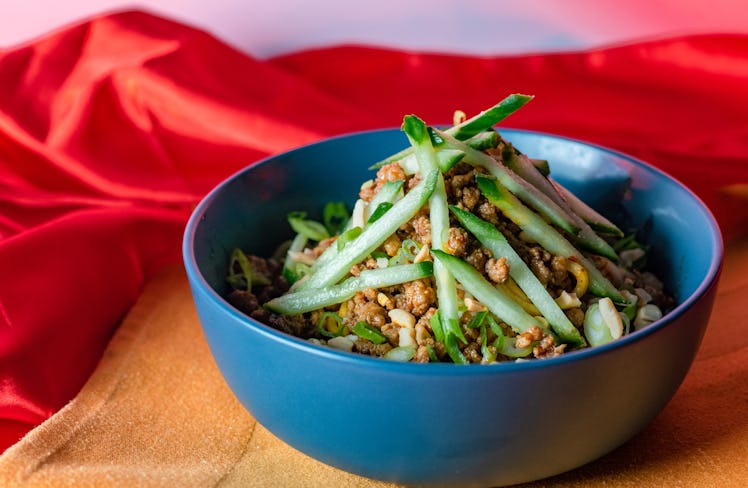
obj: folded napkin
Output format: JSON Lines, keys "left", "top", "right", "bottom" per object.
{"left": 0, "top": 238, "right": 745, "bottom": 487}
{"left": 1, "top": 8, "right": 747, "bottom": 458}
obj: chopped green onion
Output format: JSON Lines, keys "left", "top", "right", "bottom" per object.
{"left": 282, "top": 233, "right": 309, "bottom": 284}
{"left": 323, "top": 201, "right": 349, "bottom": 235}
{"left": 317, "top": 312, "right": 346, "bottom": 338}
{"left": 426, "top": 345, "right": 440, "bottom": 362}
{"left": 401, "top": 239, "right": 421, "bottom": 260}
{"left": 445, "top": 332, "right": 469, "bottom": 364}
{"left": 384, "top": 346, "right": 416, "bottom": 362}
{"left": 430, "top": 310, "right": 445, "bottom": 343}
{"left": 497, "top": 336, "right": 533, "bottom": 358}
{"left": 479, "top": 322, "right": 497, "bottom": 363}
{"left": 352, "top": 321, "right": 387, "bottom": 344}
{"left": 288, "top": 211, "right": 330, "bottom": 241}
{"left": 227, "top": 248, "right": 269, "bottom": 292}
{"left": 467, "top": 310, "right": 489, "bottom": 329}
{"left": 337, "top": 226, "right": 362, "bottom": 251}
{"left": 367, "top": 202, "right": 393, "bottom": 223}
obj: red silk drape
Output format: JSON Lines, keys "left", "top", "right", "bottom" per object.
{"left": 1, "top": 10, "right": 746, "bottom": 452}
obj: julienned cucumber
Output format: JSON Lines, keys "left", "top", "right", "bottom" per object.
{"left": 298, "top": 169, "right": 439, "bottom": 290}
{"left": 265, "top": 262, "right": 433, "bottom": 315}
{"left": 476, "top": 174, "right": 625, "bottom": 304}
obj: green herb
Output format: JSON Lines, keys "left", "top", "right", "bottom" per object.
{"left": 323, "top": 201, "right": 349, "bottom": 235}
{"left": 287, "top": 211, "right": 329, "bottom": 241}
{"left": 352, "top": 321, "right": 387, "bottom": 344}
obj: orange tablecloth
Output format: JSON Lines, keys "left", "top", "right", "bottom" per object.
{"left": 0, "top": 237, "right": 745, "bottom": 487}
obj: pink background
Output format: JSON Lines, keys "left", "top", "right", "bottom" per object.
{"left": 2, "top": 0, "right": 746, "bottom": 56}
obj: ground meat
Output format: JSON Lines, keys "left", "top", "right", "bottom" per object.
{"left": 409, "top": 212, "right": 432, "bottom": 247}
{"left": 309, "top": 236, "right": 336, "bottom": 258}
{"left": 354, "top": 338, "right": 393, "bottom": 357}
{"left": 476, "top": 201, "right": 500, "bottom": 224}
{"left": 448, "top": 169, "right": 475, "bottom": 198}
{"left": 380, "top": 323, "right": 400, "bottom": 345}
{"left": 395, "top": 279, "right": 436, "bottom": 316}
{"left": 414, "top": 345, "right": 431, "bottom": 363}
{"left": 249, "top": 307, "right": 315, "bottom": 338}
{"left": 359, "top": 162, "right": 406, "bottom": 201}
{"left": 515, "top": 325, "right": 544, "bottom": 349}
{"left": 533, "top": 335, "right": 566, "bottom": 359}
{"left": 463, "top": 342, "right": 483, "bottom": 363}
{"left": 346, "top": 294, "right": 388, "bottom": 328}
{"left": 565, "top": 307, "right": 585, "bottom": 328}
{"left": 349, "top": 257, "right": 379, "bottom": 276}
{"left": 465, "top": 246, "right": 489, "bottom": 271}
{"left": 485, "top": 257, "right": 510, "bottom": 284}
{"left": 528, "top": 247, "right": 552, "bottom": 285}
{"left": 444, "top": 227, "right": 469, "bottom": 256}
{"left": 461, "top": 186, "right": 481, "bottom": 211}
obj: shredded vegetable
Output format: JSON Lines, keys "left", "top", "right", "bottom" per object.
{"left": 225, "top": 94, "right": 674, "bottom": 364}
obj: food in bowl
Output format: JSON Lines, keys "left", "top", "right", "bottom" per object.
{"left": 183, "top": 114, "right": 721, "bottom": 486}
{"left": 224, "top": 95, "right": 674, "bottom": 364}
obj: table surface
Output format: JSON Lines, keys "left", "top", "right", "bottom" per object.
{"left": 0, "top": 237, "right": 745, "bottom": 487}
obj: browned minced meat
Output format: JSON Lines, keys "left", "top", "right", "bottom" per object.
{"left": 405, "top": 210, "right": 432, "bottom": 247}
{"left": 443, "top": 227, "right": 470, "bottom": 256}
{"left": 354, "top": 338, "right": 393, "bottom": 356}
{"left": 395, "top": 279, "right": 436, "bottom": 317}
{"left": 515, "top": 325, "right": 544, "bottom": 349}
{"left": 565, "top": 307, "right": 586, "bottom": 328}
{"left": 359, "top": 162, "right": 406, "bottom": 201}
{"left": 343, "top": 291, "right": 388, "bottom": 328}
{"left": 485, "top": 257, "right": 510, "bottom": 284}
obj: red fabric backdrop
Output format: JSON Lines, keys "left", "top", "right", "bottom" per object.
{"left": 0, "top": 10, "right": 746, "bottom": 452}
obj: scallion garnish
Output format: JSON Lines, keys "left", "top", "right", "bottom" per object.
{"left": 287, "top": 211, "right": 330, "bottom": 242}
{"left": 352, "top": 321, "right": 387, "bottom": 344}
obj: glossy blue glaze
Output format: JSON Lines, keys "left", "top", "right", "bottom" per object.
{"left": 183, "top": 129, "right": 722, "bottom": 487}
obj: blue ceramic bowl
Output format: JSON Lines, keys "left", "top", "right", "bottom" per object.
{"left": 183, "top": 129, "right": 722, "bottom": 487}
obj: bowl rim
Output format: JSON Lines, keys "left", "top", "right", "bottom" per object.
{"left": 182, "top": 127, "right": 724, "bottom": 375}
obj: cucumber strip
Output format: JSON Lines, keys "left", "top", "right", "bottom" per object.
{"left": 310, "top": 180, "right": 404, "bottom": 274}
{"left": 297, "top": 169, "right": 438, "bottom": 290}
{"left": 551, "top": 179, "right": 624, "bottom": 237}
{"left": 371, "top": 94, "right": 532, "bottom": 169}
{"left": 265, "top": 262, "right": 433, "bottom": 315}
{"left": 450, "top": 205, "right": 586, "bottom": 346}
{"left": 403, "top": 115, "right": 465, "bottom": 343}
{"left": 435, "top": 129, "right": 581, "bottom": 235}
{"left": 505, "top": 151, "right": 619, "bottom": 260}
{"left": 396, "top": 134, "right": 486, "bottom": 175}
{"left": 476, "top": 174, "right": 625, "bottom": 303}
{"left": 431, "top": 250, "right": 540, "bottom": 334}
{"left": 365, "top": 180, "right": 404, "bottom": 221}
{"left": 398, "top": 147, "right": 466, "bottom": 174}
{"left": 449, "top": 94, "right": 534, "bottom": 140}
